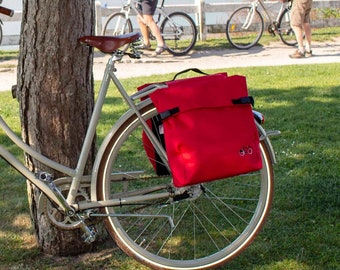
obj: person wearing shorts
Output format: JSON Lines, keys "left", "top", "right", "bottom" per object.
{"left": 137, "top": 0, "right": 166, "bottom": 56}
{"left": 289, "top": 0, "right": 313, "bottom": 58}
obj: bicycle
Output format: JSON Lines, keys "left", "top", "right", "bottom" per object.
{"left": 226, "top": 0, "right": 296, "bottom": 50}
{"left": 0, "top": 32, "right": 280, "bottom": 269}
{"left": 102, "top": 0, "right": 197, "bottom": 56}
{"left": 0, "top": 1, "right": 14, "bottom": 46}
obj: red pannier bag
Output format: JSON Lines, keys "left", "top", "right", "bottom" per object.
{"left": 138, "top": 84, "right": 170, "bottom": 176}
{"left": 141, "top": 117, "right": 170, "bottom": 175}
{"left": 142, "top": 71, "right": 262, "bottom": 187}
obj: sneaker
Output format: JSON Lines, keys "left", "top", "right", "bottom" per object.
{"left": 305, "top": 50, "right": 313, "bottom": 58}
{"left": 152, "top": 46, "right": 167, "bottom": 57}
{"left": 289, "top": 49, "right": 305, "bottom": 59}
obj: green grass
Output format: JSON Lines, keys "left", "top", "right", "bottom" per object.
{"left": 0, "top": 50, "right": 19, "bottom": 61}
{"left": 0, "top": 63, "right": 339, "bottom": 269}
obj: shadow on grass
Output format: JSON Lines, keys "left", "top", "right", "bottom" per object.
{"left": 0, "top": 65, "right": 339, "bottom": 269}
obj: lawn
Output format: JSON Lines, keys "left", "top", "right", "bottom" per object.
{"left": 0, "top": 63, "right": 339, "bottom": 269}
{"left": 1, "top": 26, "right": 340, "bottom": 61}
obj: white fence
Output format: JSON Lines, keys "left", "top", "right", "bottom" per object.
{"left": 1, "top": 0, "right": 339, "bottom": 46}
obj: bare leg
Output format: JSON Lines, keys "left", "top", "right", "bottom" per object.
{"left": 137, "top": 16, "right": 151, "bottom": 47}
{"left": 303, "top": 22, "right": 312, "bottom": 52}
{"left": 142, "top": 14, "right": 165, "bottom": 48}
{"left": 292, "top": 25, "right": 305, "bottom": 53}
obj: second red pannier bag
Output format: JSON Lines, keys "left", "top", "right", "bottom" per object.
{"left": 145, "top": 71, "right": 262, "bottom": 187}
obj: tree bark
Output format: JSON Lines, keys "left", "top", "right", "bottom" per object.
{"left": 16, "top": 0, "right": 100, "bottom": 255}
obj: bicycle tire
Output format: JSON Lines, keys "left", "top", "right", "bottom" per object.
{"left": 277, "top": 7, "right": 297, "bottom": 46}
{"left": 226, "top": 7, "right": 264, "bottom": 50}
{"left": 97, "top": 101, "right": 274, "bottom": 270}
{"left": 160, "top": 12, "right": 197, "bottom": 56}
{"left": 102, "top": 12, "right": 133, "bottom": 51}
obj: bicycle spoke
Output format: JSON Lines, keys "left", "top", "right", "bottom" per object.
{"left": 161, "top": 12, "right": 197, "bottom": 56}
{"left": 97, "top": 103, "right": 274, "bottom": 269}
{"left": 226, "top": 6, "right": 264, "bottom": 49}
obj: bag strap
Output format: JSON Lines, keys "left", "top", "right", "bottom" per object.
{"left": 158, "top": 107, "right": 180, "bottom": 121}
{"left": 157, "top": 97, "right": 254, "bottom": 121}
{"left": 232, "top": 96, "right": 254, "bottom": 106}
{"left": 172, "top": 68, "right": 208, "bottom": 81}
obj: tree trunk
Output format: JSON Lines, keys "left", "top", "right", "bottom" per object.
{"left": 16, "top": 0, "right": 100, "bottom": 255}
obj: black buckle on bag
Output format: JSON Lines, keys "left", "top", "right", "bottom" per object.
{"left": 232, "top": 96, "right": 254, "bottom": 106}
{"left": 159, "top": 107, "right": 180, "bottom": 120}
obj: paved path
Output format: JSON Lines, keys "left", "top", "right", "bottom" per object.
{"left": 1, "top": 38, "right": 340, "bottom": 92}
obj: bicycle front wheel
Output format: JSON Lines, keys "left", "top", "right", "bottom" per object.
{"left": 97, "top": 102, "right": 274, "bottom": 270}
{"left": 160, "top": 12, "right": 197, "bottom": 56}
{"left": 277, "top": 7, "right": 297, "bottom": 46}
{"left": 226, "top": 7, "right": 264, "bottom": 50}
{"left": 102, "top": 12, "right": 133, "bottom": 51}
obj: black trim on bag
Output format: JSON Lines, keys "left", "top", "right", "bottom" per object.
{"left": 150, "top": 117, "right": 169, "bottom": 175}
{"left": 159, "top": 107, "right": 180, "bottom": 120}
{"left": 157, "top": 96, "right": 254, "bottom": 122}
{"left": 232, "top": 96, "right": 254, "bottom": 106}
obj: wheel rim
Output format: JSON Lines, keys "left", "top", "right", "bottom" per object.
{"left": 97, "top": 104, "right": 274, "bottom": 269}
{"left": 227, "top": 7, "right": 263, "bottom": 49}
{"left": 161, "top": 13, "right": 197, "bottom": 56}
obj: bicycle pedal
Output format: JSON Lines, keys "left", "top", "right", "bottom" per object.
{"left": 81, "top": 225, "right": 97, "bottom": 244}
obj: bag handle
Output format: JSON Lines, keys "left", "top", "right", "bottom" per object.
{"left": 172, "top": 68, "right": 208, "bottom": 81}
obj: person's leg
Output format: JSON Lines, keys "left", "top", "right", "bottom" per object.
{"left": 291, "top": 25, "right": 305, "bottom": 53}
{"left": 290, "top": 0, "right": 307, "bottom": 58}
{"left": 290, "top": 0, "right": 305, "bottom": 54}
{"left": 136, "top": 1, "right": 152, "bottom": 49}
{"left": 140, "top": 0, "right": 166, "bottom": 55}
{"left": 142, "top": 14, "right": 165, "bottom": 48}
{"left": 137, "top": 15, "right": 151, "bottom": 47}
{"left": 303, "top": 22, "right": 312, "bottom": 53}
{"left": 303, "top": 0, "right": 312, "bottom": 54}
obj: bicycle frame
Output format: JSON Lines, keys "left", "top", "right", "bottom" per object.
{"left": 118, "top": 0, "right": 182, "bottom": 38}
{"left": 1, "top": 4, "right": 15, "bottom": 45}
{"left": 257, "top": 0, "right": 286, "bottom": 24}
{"left": 0, "top": 74, "right": 278, "bottom": 212}
{"left": 245, "top": 0, "right": 286, "bottom": 29}
{"left": 119, "top": 0, "right": 160, "bottom": 23}
{"left": 0, "top": 51, "right": 170, "bottom": 215}
{"left": 1, "top": 30, "right": 279, "bottom": 250}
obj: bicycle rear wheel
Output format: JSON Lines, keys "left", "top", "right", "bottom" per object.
{"left": 226, "top": 7, "right": 264, "bottom": 50}
{"left": 160, "top": 12, "right": 197, "bottom": 56}
{"left": 97, "top": 102, "right": 274, "bottom": 269}
{"left": 277, "top": 7, "right": 297, "bottom": 46}
{"left": 102, "top": 12, "right": 133, "bottom": 51}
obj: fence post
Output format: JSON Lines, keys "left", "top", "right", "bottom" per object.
{"left": 196, "top": 0, "right": 206, "bottom": 41}
{"left": 95, "top": 1, "right": 102, "bottom": 35}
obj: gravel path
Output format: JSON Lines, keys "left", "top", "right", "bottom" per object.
{"left": 1, "top": 38, "right": 339, "bottom": 92}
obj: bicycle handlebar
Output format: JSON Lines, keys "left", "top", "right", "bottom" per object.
{"left": 0, "top": 6, "right": 14, "bottom": 17}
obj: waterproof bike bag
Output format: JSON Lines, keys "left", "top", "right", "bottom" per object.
{"left": 140, "top": 71, "right": 262, "bottom": 187}
{"left": 141, "top": 116, "right": 170, "bottom": 176}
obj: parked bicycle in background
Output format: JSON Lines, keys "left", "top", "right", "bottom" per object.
{"left": 226, "top": 0, "right": 296, "bottom": 49}
{"left": 102, "top": 0, "right": 197, "bottom": 56}
{"left": 0, "top": 0, "right": 14, "bottom": 46}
